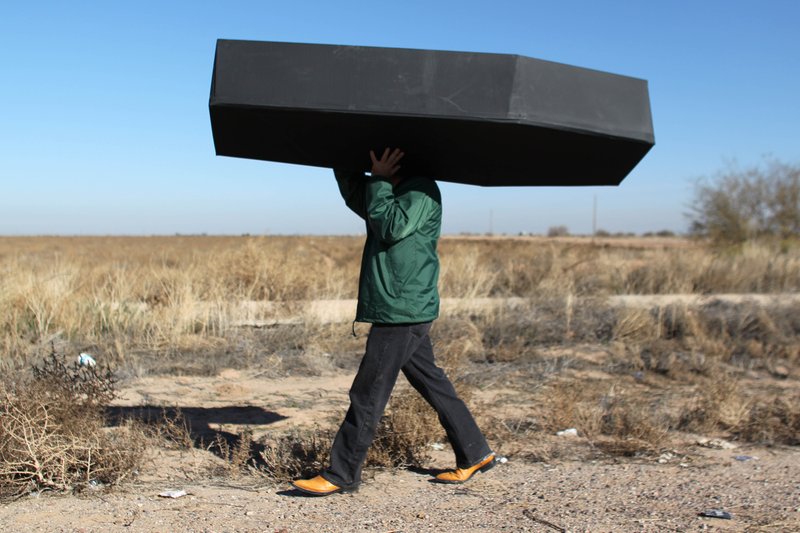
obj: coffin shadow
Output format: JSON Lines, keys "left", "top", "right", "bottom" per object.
{"left": 107, "top": 405, "right": 289, "bottom": 465}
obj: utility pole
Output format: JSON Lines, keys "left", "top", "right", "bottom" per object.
{"left": 592, "top": 194, "right": 597, "bottom": 241}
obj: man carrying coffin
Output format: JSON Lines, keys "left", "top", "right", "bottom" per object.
{"left": 292, "top": 148, "right": 496, "bottom": 496}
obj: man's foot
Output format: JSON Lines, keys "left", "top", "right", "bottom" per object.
{"left": 291, "top": 475, "right": 355, "bottom": 496}
{"left": 433, "top": 453, "right": 496, "bottom": 484}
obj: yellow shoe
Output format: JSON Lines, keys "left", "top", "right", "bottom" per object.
{"left": 434, "top": 453, "right": 496, "bottom": 484}
{"left": 291, "top": 475, "right": 354, "bottom": 496}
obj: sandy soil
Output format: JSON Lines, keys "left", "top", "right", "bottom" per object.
{"left": 1, "top": 368, "right": 798, "bottom": 533}
{"left": 2, "top": 447, "right": 798, "bottom": 532}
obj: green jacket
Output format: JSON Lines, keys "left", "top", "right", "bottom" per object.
{"left": 335, "top": 169, "right": 442, "bottom": 324}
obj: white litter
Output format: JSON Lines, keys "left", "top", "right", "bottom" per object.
{"left": 696, "top": 437, "right": 736, "bottom": 450}
{"left": 658, "top": 452, "right": 674, "bottom": 464}
{"left": 78, "top": 353, "right": 97, "bottom": 367}
{"left": 556, "top": 428, "right": 578, "bottom": 437}
{"left": 158, "top": 489, "right": 188, "bottom": 499}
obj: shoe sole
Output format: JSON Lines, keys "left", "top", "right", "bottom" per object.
{"left": 434, "top": 457, "right": 497, "bottom": 484}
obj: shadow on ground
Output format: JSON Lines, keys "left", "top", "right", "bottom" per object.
{"left": 107, "top": 405, "right": 288, "bottom": 464}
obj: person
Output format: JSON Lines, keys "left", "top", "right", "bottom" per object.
{"left": 291, "top": 148, "right": 495, "bottom": 496}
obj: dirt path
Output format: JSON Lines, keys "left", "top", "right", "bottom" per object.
{"left": 1, "top": 369, "right": 799, "bottom": 532}
{"left": 1, "top": 446, "right": 798, "bottom": 532}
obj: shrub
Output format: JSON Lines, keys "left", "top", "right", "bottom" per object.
{"left": 688, "top": 159, "right": 800, "bottom": 244}
{"left": 367, "top": 390, "right": 442, "bottom": 469}
{"left": 547, "top": 225, "right": 570, "bottom": 237}
{"left": 258, "top": 428, "right": 334, "bottom": 482}
{"left": 733, "top": 395, "right": 800, "bottom": 445}
{"left": 0, "top": 351, "right": 144, "bottom": 499}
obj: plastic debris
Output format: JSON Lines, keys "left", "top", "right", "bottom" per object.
{"left": 696, "top": 437, "right": 736, "bottom": 450}
{"left": 657, "top": 452, "right": 674, "bottom": 464}
{"left": 497, "top": 456, "right": 509, "bottom": 464}
{"left": 158, "top": 489, "right": 188, "bottom": 499}
{"left": 733, "top": 455, "right": 757, "bottom": 462}
{"left": 430, "top": 443, "right": 445, "bottom": 451}
{"left": 78, "top": 353, "right": 97, "bottom": 367}
{"left": 556, "top": 428, "right": 578, "bottom": 437}
{"left": 699, "top": 509, "right": 732, "bottom": 519}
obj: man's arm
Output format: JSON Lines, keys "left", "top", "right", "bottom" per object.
{"left": 365, "top": 179, "right": 434, "bottom": 244}
{"left": 334, "top": 169, "right": 367, "bottom": 219}
{"left": 334, "top": 149, "right": 404, "bottom": 221}
{"left": 363, "top": 148, "right": 434, "bottom": 243}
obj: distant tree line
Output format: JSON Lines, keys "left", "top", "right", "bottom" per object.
{"left": 542, "top": 227, "right": 678, "bottom": 238}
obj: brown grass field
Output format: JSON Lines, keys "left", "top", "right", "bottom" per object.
{"left": 1, "top": 235, "right": 799, "bottom": 531}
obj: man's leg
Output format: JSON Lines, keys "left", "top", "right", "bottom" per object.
{"left": 400, "top": 326, "right": 492, "bottom": 469}
{"left": 322, "top": 323, "right": 423, "bottom": 488}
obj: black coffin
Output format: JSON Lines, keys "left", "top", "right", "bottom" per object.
{"left": 209, "top": 40, "right": 654, "bottom": 186}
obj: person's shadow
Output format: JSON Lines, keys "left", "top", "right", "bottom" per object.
{"left": 106, "top": 405, "right": 288, "bottom": 465}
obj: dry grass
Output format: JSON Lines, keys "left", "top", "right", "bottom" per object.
{"left": 734, "top": 395, "right": 800, "bottom": 445}
{"left": 258, "top": 427, "right": 334, "bottom": 482}
{"left": 678, "top": 372, "right": 800, "bottom": 446}
{"left": 255, "top": 391, "right": 443, "bottom": 483}
{"left": 0, "top": 351, "right": 145, "bottom": 500}
{"left": 367, "top": 390, "right": 444, "bottom": 469}
{"left": 542, "top": 380, "right": 671, "bottom": 454}
{"left": 211, "top": 428, "right": 257, "bottom": 478}
{"left": 1, "top": 235, "right": 798, "bottom": 489}
{"left": 0, "top": 236, "right": 361, "bottom": 370}
{"left": 2, "top": 236, "right": 798, "bottom": 370}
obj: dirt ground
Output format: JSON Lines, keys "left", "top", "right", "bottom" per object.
{"left": 1, "top": 369, "right": 798, "bottom": 533}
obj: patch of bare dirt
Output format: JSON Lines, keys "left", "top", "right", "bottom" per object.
{"left": 113, "top": 370, "right": 353, "bottom": 435}
{"left": 1, "top": 438, "right": 798, "bottom": 531}
{"left": 2, "top": 365, "right": 798, "bottom": 532}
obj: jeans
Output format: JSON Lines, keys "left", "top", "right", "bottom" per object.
{"left": 322, "top": 322, "right": 492, "bottom": 488}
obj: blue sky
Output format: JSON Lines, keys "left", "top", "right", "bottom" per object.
{"left": 1, "top": 1, "right": 798, "bottom": 235}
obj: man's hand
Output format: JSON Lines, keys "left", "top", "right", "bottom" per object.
{"left": 370, "top": 148, "right": 404, "bottom": 178}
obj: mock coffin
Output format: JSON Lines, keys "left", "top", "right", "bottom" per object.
{"left": 209, "top": 39, "right": 654, "bottom": 186}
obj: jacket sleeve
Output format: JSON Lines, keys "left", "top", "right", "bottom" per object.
{"left": 365, "top": 177, "right": 435, "bottom": 244}
{"left": 334, "top": 169, "right": 368, "bottom": 219}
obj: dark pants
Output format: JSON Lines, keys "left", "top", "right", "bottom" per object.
{"left": 322, "top": 322, "right": 492, "bottom": 488}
